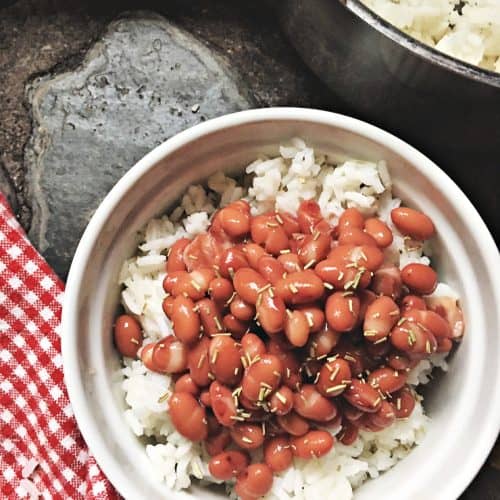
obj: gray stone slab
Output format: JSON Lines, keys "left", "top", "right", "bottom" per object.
{"left": 0, "top": 165, "right": 17, "bottom": 211}
{"left": 26, "top": 12, "right": 255, "bottom": 278}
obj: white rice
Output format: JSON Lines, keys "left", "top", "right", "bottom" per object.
{"left": 355, "top": 0, "right": 500, "bottom": 72}
{"left": 117, "top": 139, "right": 457, "bottom": 499}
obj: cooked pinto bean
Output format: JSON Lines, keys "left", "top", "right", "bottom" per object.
{"left": 297, "top": 305, "right": 325, "bottom": 333}
{"left": 401, "top": 263, "right": 437, "bottom": 295}
{"left": 316, "top": 358, "right": 351, "bottom": 397}
{"left": 167, "top": 237, "right": 191, "bottom": 272}
{"left": 171, "top": 295, "right": 200, "bottom": 344}
{"left": 392, "top": 385, "right": 416, "bottom": 418}
{"left": 197, "top": 298, "right": 224, "bottom": 336}
{"left": 343, "top": 379, "right": 382, "bottom": 413}
{"left": 338, "top": 419, "right": 359, "bottom": 445}
{"left": 290, "top": 430, "right": 334, "bottom": 459}
{"left": 339, "top": 208, "right": 364, "bottom": 231}
{"left": 152, "top": 336, "right": 188, "bottom": 373}
{"left": 209, "top": 277, "right": 234, "bottom": 303}
{"left": 368, "top": 367, "right": 407, "bottom": 394}
{"left": 235, "top": 463, "right": 273, "bottom": 500}
{"left": 390, "top": 320, "right": 437, "bottom": 357}
{"left": 241, "top": 355, "right": 283, "bottom": 402}
{"left": 269, "top": 386, "right": 294, "bottom": 415}
{"left": 284, "top": 309, "right": 310, "bottom": 347}
{"left": 209, "top": 336, "right": 243, "bottom": 385}
{"left": 363, "top": 296, "right": 400, "bottom": 343}
{"left": 210, "top": 381, "right": 238, "bottom": 427}
{"left": 140, "top": 342, "right": 156, "bottom": 371}
{"left": 231, "top": 423, "right": 265, "bottom": 450}
{"left": 307, "top": 325, "right": 341, "bottom": 358}
{"left": 258, "top": 255, "right": 286, "bottom": 285}
{"left": 209, "top": 450, "right": 249, "bottom": 480}
{"left": 242, "top": 243, "right": 268, "bottom": 269}
{"left": 325, "top": 292, "right": 360, "bottom": 332}
{"left": 240, "top": 333, "right": 266, "bottom": 363}
{"left": 218, "top": 206, "right": 251, "bottom": 238}
{"left": 297, "top": 232, "right": 331, "bottom": 266}
{"left": 188, "top": 337, "right": 211, "bottom": 386}
{"left": 114, "top": 315, "right": 142, "bottom": 358}
{"left": 233, "top": 267, "right": 268, "bottom": 305}
{"left": 162, "top": 295, "right": 175, "bottom": 318}
{"left": 230, "top": 295, "right": 255, "bottom": 321}
{"left": 169, "top": 392, "right": 208, "bottom": 441}
{"left": 277, "top": 411, "right": 310, "bottom": 436}
{"left": 426, "top": 295, "right": 465, "bottom": 339}
{"left": 364, "top": 218, "right": 393, "bottom": 248}
{"left": 219, "top": 248, "right": 249, "bottom": 279}
{"left": 401, "top": 294, "right": 427, "bottom": 312}
{"left": 339, "top": 227, "right": 378, "bottom": 247}
{"left": 293, "top": 385, "right": 337, "bottom": 422}
{"left": 174, "top": 374, "right": 200, "bottom": 396}
{"left": 204, "top": 428, "right": 231, "bottom": 456}
{"left": 386, "top": 352, "right": 412, "bottom": 371}
{"left": 369, "top": 400, "right": 396, "bottom": 429}
{"left": 391, "top": 207, "right": 435, "bottom": 240}
{"left": 222, "top": 313, "right": 249, "bottom": 338}
{"left": 264, "top": 436, "right": 293, "bottom": 472}
{"left": 371, "top": 265, "right": 403, "bottom": 300}
{"left": 257, "top": 290, "right": 286, "bottom": 335}
{"left": 278, "top": 252, "right": 303, "bottom": 273}
{"left": 275, "top": 270, "right": 324, "bottom": 305}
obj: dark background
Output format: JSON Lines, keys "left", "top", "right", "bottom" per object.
{"left": 0, "top": 0, "right": 498, "bottom": 497}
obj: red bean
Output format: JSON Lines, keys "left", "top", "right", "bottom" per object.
{"left": 183, "top": 233, "right": 224, "bottom": 272}
{"left": 222, "top": 314, "right": 249, "bottom": 338}
{"left": 401, "top": 263, "right": 437, "bottom": 295}
{"left": 369, "top": 400, "right": 396, "bottom": 429}
{"left": 114, "top": 315, "right": 142, "bottom": 358}
{"left": 325, "top": 292, "right": 360, "bottom": 332}
{"left": 152, "top": 336, "right": 188, "bottom": 373}
{"left": 230, "top": 423, "right": 265, "bottom": 450}
{"left": 209, "top": 277, "right": 234, "bottom": 303}
{"left": 204, "top": 428, "right": 231, "bottom": 456}
{"left": 343, "top": 379, "right": 382, "bottom": 413}
{"left": 264, "top": 436, "right": 293, "bottom": 472}
{"left": 171, "top": 295, "right": 200, "bottom": 344}
{"left": 277, "top": 411, "right": 310, "bottom": 436}
{"left": 339, "top": 208, "right": 364, "bottom": 231}
{"left": 314, "top": 258, "right": 347, "bottom": 288}
{"left": 242, "top": 243, "right": 268, "bottom": 269}
{"left": 339, "top": 227, "right": 378, "bottom": 247}
{"left": 298, "top": 233, "right": 331, "bottom": 266}
{"left": 293, "top": 385, "right": 337, "bottom": 422}
{"left": 392, "top": 385, "right": 416, "bottom": 418}
{"left": 290, "top": 430, "right": 334, "bottom": 459}
{"left": 284, "top": 309, "right": 310, "bottom": 347}
{"left": 230, "top": 295, "right": 255, "bottom": 322}
{"left": 363, "top": 296, "right": 400, "bottom": 343}
{"left": 240, "top": 333, "right": 266, "bottom": 362}
{"left": 368, "top": 367, "right": 407, "bottom": 394}
{"left": 174, "top": 374, "right": 200, "bottom": 396}
{"left": 297, "top": 200, "right": 325, "bottom": 234}
{"left": 235, "top": 463, "right": 273, "bottom": 500}
{"left": 275, "top": 270, "right": 324, "bottom": 305}
{"left": 391, "top": 207, "right": 435, "bottom": 240}
{"left": 317, "top": 358, "right": 351, "bottom": 397}
{"left": 342, "top": 401, "right": 364, "bottom": 422}
{"left": 200, "top": 390, "right": 211, "bottom": 407}
{"left": 251, "top": 214, "right": 289, "bottom": 255}
{"left": 169, "top": 392, "right": 208, "bottom": 441}
{"left": 208, "top": 450, "right": 249, "bottom": 480}
{"left": 162, "top": 270, "right": 185, "bottom": 295}
{"left": 241, "top": 355, "right": 283, "bottom": 402}
{"left": 269, "top": 386, "right": 294, "bottom": 415}
{"left": 390, "top": 321, "right": 437, "bottom": 357}
{"left": 257, "top": 290, "right": 286, "bottom": 335}
{"left": 258, "top": 255, "right": 286, "bottom": 285}
{"left": 219, "top": 248, "right": 249, "bottom": 279}
{"left": 412, "top": 309, "right": 452, "bottom": 339}
{"left": 196, "top": 298, "right": 224, "bottom": 337}
{"left": 277, "top": 211, "right": 301, "bottom": 236}
{"left": 371, "top": 265, "right": 403, "bottom": 300}
{"left": 140, "top": 343, "right": 156, "bottom": 371}
{"left": 297, "top": 305, "right": 325, "bottom": 333}
{"left": 209, "top": 336, "right": 243, "bottom": 385}
{"left": 278, "top": 252, "right": 303, "bottom": 273}
{"left": 349, "top": 245, "right": 384, "bottom": 271}
{"left": 401, "top": 295, "right": 427, "bottom": 312}
{"left": 387, "top": 352, "right": 412, "bottom": 371}
{"left": 338, "top": 420, "right": 359, "bottom": 445}
{"left": 364, "top": 218, "right": 393, "bottom": 248}
{"left": 307, "top": 325, "right": 341, "bottom": 358}
{"left": 233, "top": 267, "right": 268, "bottom": 305}
{"left": 173, "top": 268, "right": 216, "bottom": 300}
{"left": 218, "top": 206, "right": 251, "bottom": 239}
{"left": 334, "top": 342, "right": 367, "bottom": 377}
{"left": 167, "top": 237, "right": 191, "bottom": 272}
{"left": 426, "top": 295, "right": 464, "bottom": 339}
{"left": 210, "top": 381, "right": 238, "bottom": 427}
{"left": 162, "top": 295, "right": 175, "bottom": 318}
{"left": 188, "top": 337, "right": 211, "bottom": 386}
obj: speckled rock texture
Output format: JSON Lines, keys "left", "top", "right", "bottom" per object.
{"left": 26, "top": 13, "right": 255, "bottom": 277}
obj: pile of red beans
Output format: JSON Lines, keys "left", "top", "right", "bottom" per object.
{"left": 114, "top": 199, "right": 463, "bottom": 500}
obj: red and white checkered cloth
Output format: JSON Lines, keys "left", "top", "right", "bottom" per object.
{"left": 0, "top": 193, "right": 118, "bottom": 499}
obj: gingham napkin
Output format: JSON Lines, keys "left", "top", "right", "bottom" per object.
{"left": 0, "top": 193, "right": 118, "bottom": 499}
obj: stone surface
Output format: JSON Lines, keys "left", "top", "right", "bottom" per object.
{"left": 27, "top": 12, "right": 255, "bottom": 277}
{"left": 0, "top": 165, "right": 17, "bottom": 211}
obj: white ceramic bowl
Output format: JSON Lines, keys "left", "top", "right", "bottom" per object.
{"left": 62, "top": 108, "right": 500, "bottom": 500}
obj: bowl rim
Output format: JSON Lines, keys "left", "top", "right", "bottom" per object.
{"left": 345, "top": 0, "right": 500, "bottom": 88}
{"left": 62, "top": 107, "right": 500, "bottom": 499}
